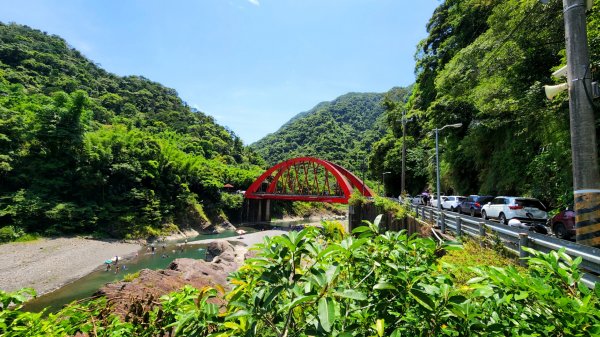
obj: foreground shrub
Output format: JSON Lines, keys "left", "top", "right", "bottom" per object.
{"left": 1, "top": 219, "right": 599, "bottom": 336}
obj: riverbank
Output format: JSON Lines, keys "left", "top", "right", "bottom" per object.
{"left": 0, "top": 237, "right": 141, "bottom": 296}
{"left": 186, "top": 229, "right": 288, "bottom": 247}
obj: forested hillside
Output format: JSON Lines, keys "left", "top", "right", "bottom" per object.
{"left": 375, "top": 0, "right": 600, "bottom": 208}
{"left": 0, "top": 23, "right": 264, "bottom": 238}
{"left": 252, "top": 88, "right": 411, "bottom": 173}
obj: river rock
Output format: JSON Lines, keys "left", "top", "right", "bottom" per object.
{"left": 205, "top": 221, "right": 236, "bottom": 234}
{"left": 95, "top": 240, "right": 245, "bottom": 317}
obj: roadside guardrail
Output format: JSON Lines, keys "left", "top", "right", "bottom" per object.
{"left": 409, "top": 204, "right": 600, "bottom": 288}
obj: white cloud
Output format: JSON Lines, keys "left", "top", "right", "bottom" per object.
{"left": 248, "top": 0, "right": 260, "bottom": 6}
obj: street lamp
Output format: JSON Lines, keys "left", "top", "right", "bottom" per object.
{"left": 434, "top": 123, "right": 462, "bottom": 212}
{"left": 382, "top": 171, "right": 391, "bottom": 197}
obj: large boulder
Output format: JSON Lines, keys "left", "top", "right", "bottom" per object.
{"left": 204, "top": 221, "right": 236, "bottom": 234}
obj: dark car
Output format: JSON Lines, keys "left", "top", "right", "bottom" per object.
{"left": 458, "top": 195, "right": 494, "bottom": 217}
{"left": 549, "top": 208, "right": 576, "bottom": 240}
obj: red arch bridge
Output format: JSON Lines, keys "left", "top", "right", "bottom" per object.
{"left": 243, "top": 157, "right": 374, "bottom": 223}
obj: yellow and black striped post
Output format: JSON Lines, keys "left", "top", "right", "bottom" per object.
{"left": 575, "top": 190, "right": 600, "bottom": 247}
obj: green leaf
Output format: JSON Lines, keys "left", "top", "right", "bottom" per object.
{"left": 334, "top": 289, "right": 367, "bottom": 301}
{"left": 349, "top": 238, "right": 368, "bottom": 250}
{"left": 325, "top": 265, "right": 339, "bottom": 284}
{"left": 352, "top": 226, "right": 371, "bottom": 234}
{"left": 375, "top": 319, "right": 385, "bottom": 337}
{"left": 318, "top": 297, "right": 336, "bottom": 332}
{"left": 466, "top": 276, "right": 487, "bottom": 284}
{"left": 317, "top": 244, "right": 344, "bottom": 259}
{"left": 285, "top": 295, "right": 316, "bottom": 311}
{"left": 225, "top": 310, "right": 250, "bottom": 320}
{"left": 409, "top": 288, "right": 434, "bottom": 311}
{"left": 373, "top": 282, "right": 396, "bottom": 290}
{"left": 514, "top": 291, "right": 528, "bottom": 301}
{"left": 373, "top": 214, "right": 383, "bottom": 227}
{"left": 472, "top": 285, "right": 494, "bottom": 298}
{"left": 262, "top": 286, "right": 284, "bottom": 307}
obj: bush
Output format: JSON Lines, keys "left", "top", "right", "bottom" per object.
{"left": 1, "top": 220, "right": 599, "bottom": 336}
{"left": 0, "top": 225, "right": 25, "bottom": 243}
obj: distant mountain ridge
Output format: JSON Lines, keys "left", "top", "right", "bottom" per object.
{"left": 251, "top": 89, "right": 409, "bottom": 173}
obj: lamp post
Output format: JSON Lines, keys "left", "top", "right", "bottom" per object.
{"left": 434, "top": 123, "right": 462, "bottom": 212}
{"left": 382, "top": 171, "right": 391, "bottom": 197}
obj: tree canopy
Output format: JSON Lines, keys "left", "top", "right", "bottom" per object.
{"left": 373, "top": 0, "right": 598, "bottom": 209}
{"left": 0, "top": 23, "right": 264, "bottom": 238}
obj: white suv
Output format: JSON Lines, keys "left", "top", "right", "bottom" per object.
{"left": 430, "top": 195, "right": 447, "bottom": 208}
{"left": 481, "top": 196, "right": 548, "bottom": 225}
{"left": 441, "top": 196, "right": 466, "bottom": 212}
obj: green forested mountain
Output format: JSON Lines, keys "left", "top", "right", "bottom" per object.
{"left": 375, "top": 0, "right": 600, "bottom": 208}
{"left": 0, "top": 23, "right": 264, "bottom": 238}
{"left": 251, "top": 88, "right": 411, "bottom": 174}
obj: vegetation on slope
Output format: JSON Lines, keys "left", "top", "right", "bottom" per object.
{"left": 0, "top": 23, "right": 265, "bottom": 238}
{"left": 251, "top": 88, "right": 411, "bottom": 174}
{"left": 374, "top": 0, "right": 600, "bottom": 209}
{"left": 2, "top": 221, "right": 598, "bottom": 336}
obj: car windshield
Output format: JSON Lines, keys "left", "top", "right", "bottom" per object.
{"left": 477, "top": 196, "right": 494, "bottom": 203}
{"left": 516, "top": 199, "right": 545, "bottom": 210}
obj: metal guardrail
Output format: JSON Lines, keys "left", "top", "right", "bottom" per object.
{"left": 409, "top": 204, "right": 600, "bottom": 288}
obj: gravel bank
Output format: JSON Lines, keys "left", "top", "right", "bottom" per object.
{"left": 0, "top": 237, "right": 141, "bottom": 296}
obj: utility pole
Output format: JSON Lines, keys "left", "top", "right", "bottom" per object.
{"left": 563, "top": 0, "right": 600, "bottom": 247}
{"left": 401, "top": 110, "right": 407, "bottom": 194}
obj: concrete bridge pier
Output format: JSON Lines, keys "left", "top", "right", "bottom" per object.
{"left": 246, "top": 199, "right": 271, "bottom": 224}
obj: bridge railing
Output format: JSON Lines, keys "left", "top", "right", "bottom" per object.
{"left": 409, "top": 204, "right": 600, "bottom": 288}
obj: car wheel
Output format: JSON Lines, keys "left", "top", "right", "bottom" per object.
{"left": 470, "top": 208, "right": 475, "bottom": 217}
{"left": 450, "top": 206, "right": 455, "bottom": 212}
{"left": 499, "top": 213, "right": 507, "bottom": 225}
{"left": 481, "top": 210, "right": 488, "bottom": 220}
{"left": 554, "top": 223, "right": 568, "bottom": 239}
{"left": 458, "top": 207, "right": 462, "bottom": 214}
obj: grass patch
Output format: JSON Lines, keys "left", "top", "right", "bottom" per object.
{"left": 439, "top": 238, "right": 524, "bottom": 286}
{"left": 14, "top": 233, "right": 40, "bottom": 242}
{"left": 123, "top": 271, "right": 140, "bottom": 282}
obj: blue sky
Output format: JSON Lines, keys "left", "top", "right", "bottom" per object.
{"left": 1, "top": 0, "right": 439, "bottom": 144}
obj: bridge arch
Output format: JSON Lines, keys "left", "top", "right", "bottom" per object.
{"left": 245, "top": 157, "right": 374, "bottom": 204}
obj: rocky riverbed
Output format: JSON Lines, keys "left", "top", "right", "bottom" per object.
{"left": 0, "top": 237, "right": 141, "bottom": 296}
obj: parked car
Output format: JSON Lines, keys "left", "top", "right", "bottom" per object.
{"left": 481, "top": 196, "right": 548, "bottom": 225}
{"left": 549, "top": 208, "right": 576, "bottom": 240}
{"left": 459, "top": 195, "right": 494, "bottom": 217}
{"left": 411, "top": 195, "right": 427, "bottom": 205}
{"left": 430, "top": 195, "right": 447, "bottom": 208}
{"left": 441, "top": 196, "right": 466, "bottom": 212}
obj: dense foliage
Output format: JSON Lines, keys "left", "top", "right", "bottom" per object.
{"left": 0, "top": 23, "right": 265, "bottom": 238}
{"left": 374, "top": 0, "right": 600, "bottom": 209}
{"left": 2, "top": 221, "right": 599, "bottom": 336}
{"left": 251, "top": 89, "right": 411, "bottom": 175}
